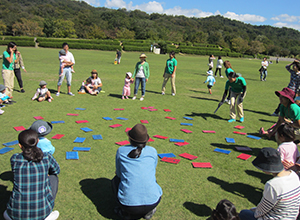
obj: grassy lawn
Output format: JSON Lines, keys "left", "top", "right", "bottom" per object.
{"left": 0, "top": 46, "right": 290, "bottom": 220}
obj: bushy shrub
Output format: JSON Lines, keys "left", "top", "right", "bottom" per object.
{"left": 1, "top": 36, "right": 35, "bottom": 41}
{"left": 228, "top": 52, "right": 242, "bottom": 57}
{"left": 123, "top": 45, "right": 150, "bottom": 52}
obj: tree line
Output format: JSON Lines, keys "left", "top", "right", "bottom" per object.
{"left": 0, "top": 0, "right": 299, "bottom": 57}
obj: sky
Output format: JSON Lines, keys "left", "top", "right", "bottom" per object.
{"left": 83, "top": 0, "right": 300, "bottom": 31}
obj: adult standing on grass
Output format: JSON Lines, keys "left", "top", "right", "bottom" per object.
{"left": 131, "top": 53, "right": 150, "bottom": 101}
{"left": 223, "top": 60, "right": 235, "bottom": 104}
{"left": 56, "top": 42, "right": 75, "bottom": 96}
{"left": 111, "top": 124, "right": 162, "bottom": 220}
{"left": 2, "top": 42, "right": 17, "bottom": 97}
{"left": 239, "top": 148, "right": 300, "bottom": 220}
{"left": 3, "top": 129, "right": 60, "bottom": 220}
{"left": 116, "top": 49, "right": 122, "bottom": 64}
{"left": 162, "top": 51, "right": 177, "bottom": 96}
{"left": 208, "top": 54, "right": 215, "bottom": 70}
{"left": 214, "top": 56, "right": 223, "bottom": 78}
{"left": 260, "top": 57, "right": 268, "bottom": 81}
{"left": 13, "top": 47, "right": 27, "bottom": 93}
{"left": 265, "top": 87, "right": 300, "bottom": 145}
{"left": 220, "top": 72, "right": 247, "bottom": 123}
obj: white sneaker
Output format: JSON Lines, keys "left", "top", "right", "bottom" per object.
{"left": 132, "top": 96, "right": 136, "bottom": 100}
{"left": 67, "top": 92, "right": 75, "bottom": 96}
{"left": 45, "top": 210, "right": 59, "bottom": 220}
{"left": 140, "top": 97, "right": 144, "bottom": 101}
{"left": 162, "top": 92, "right": 165, "bottom": 95}
{"left": 220, "top": 76, "right": 224, "bottom": 78}
{"left": 228, "top": 100, "right": 231, "bottom": 105}
{"left": 0, "top": 109, "right": 4, "bottom": 115}
{"left": 56, "top": 92, "right": 60, "bottom": 96}
{"left": 172, "top": 93, "right": 175, "bottom": 96}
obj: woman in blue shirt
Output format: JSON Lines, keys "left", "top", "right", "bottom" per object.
{"left": 112, "top": 124, "right": 162, "bottom": 220}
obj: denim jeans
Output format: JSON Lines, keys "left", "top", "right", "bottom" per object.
{"left": 260, "top": 69, "right": 267, "bottom": 80}
{"left": 134, "top": 77, "right": 146, "bottom": 96}
{"left": 239, "top": 210, "right": 257, "bottom": 220}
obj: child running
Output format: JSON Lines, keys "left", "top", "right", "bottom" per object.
{"left": 122, "top": 72, "right": 132, "bottom": 99}
{"left": 203, "top": 69, "right": 216, "bottom": 94}
{"left": 32, "top": 81, "right": 53, "bottom": 102}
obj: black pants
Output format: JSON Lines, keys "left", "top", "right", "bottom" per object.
{"left": 14, "top": 68, "right": 23, "bottom": 89}
{"left": 111, "top": 175, "right": 161, "bottom": 219}
{"left": 215, "top": 68, "right": 222, "bottom": 77}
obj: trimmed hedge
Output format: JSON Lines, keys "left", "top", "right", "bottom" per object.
{"left": 0, "top": 40, "right": 35, "bottom": 47}
{"left": 227, "top": 52, "right": 242, "bottom": 57}
{"left": 1, "top": 36, "right": 35, "bottom": 41}
{"left": 37, "top": 37, "right": 120, "bottom": 45}
{"left": 123, "top": 45, "right": 150, "bottom": 52}
{"left": 39, "top": 42, "right": 121, "bottom": 51}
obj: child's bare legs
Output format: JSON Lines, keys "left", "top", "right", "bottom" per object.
{"left": 71, "top": 66, "right": 75, "bottom": 73}
{"left": 60, "top": 66, "right": 64, "bottom": 77}
{"left": 208, "top": 88, "right": 212, "bottom": 94}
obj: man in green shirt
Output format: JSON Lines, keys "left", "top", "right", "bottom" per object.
{"left": 220, "top": 72, "right": 247, "bottom": 122}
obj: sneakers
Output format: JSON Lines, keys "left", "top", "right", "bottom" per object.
{"left": 67, "top": 92, "right": 75, "bottom": 96}
{"left": 0, "top": 109, "right": 4, "bottom": 114}
{"left": 172, "top": 93, "right": 175, "bottom": 96}
{"left": 71, "top": 70, "right": 75, "bottom": 73}
{"left": 45, "top": 210, "right": 59, "bottom": 220}
{"left": 144, "top": 208, "right": 157, "bottom": 220}
{"left": 56, "top": 92, "right": 60, "bottom": 96}
{"left": 78, "top": 90, "right": 86, "bottom": 94}
{"left": 140, "top": 97, "right": 144, "bottom": 101}
{"left": 20, "top": 89, "right": 25, "bottom": 93}
{"left": 228, "top": 100, "right": 231, "bottom": 105}
{"left": 220, "top": 76, "right": 224, "bottom": 78}
{"left": 132, "top": 96, "right": 136, "bottom": 100}
{"left": 271, "top": 112, "right": 278, "bottom": 116}
{"left": 228, "top": 119, "right": 236, "bottom": 123}
{"left": 162, "top": 92, "right": 165, "bottom": 95}
{"left": 125, "top": 96, "right": 129, "bottom": 99}
{"left": 240, "top": 117, "right": 244, "bottom": 122}
{"left": 122, "top": 96, "right": 125, "bottom": 100}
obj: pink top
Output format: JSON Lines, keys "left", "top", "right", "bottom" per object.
{"left": 277, "top": 141, "right": 300, "bottom": 163}
{"left": 124, "top": 78, "right": 131, "bottom": 87}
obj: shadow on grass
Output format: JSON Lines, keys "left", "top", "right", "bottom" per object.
{"left": 183, "top": 202, "right": 212, "bottom": 218}
{"left": 245, "top": 170, "right": 272, "bottom": 185}
{"left": 189, "top": 89, "right": 209, "bottom": 94}
{"left": 145, "top": 90, "right": 161, "bottom": 94}
{"left": 210, "top": 143, "right": 261, "bottom": 156}
{"left": 80, "top": 177, "right": 118, "bottom": 219}
{"left": 207, "top": 176, "right": 262, "bottom": 205}
{"left": 190, "top": 96, "right": 220, "bottom": 103}
{"left": 185, "top": 112, "right": 226, "bottom": 121}
{"left": 244, "top": 108, "right": 270, "bottom": 116}
{"left": 246, "top": 132, "right": 276, "bottom": 142}
{"left": 259, "top": 119, "right": 276, "bottom": 124}
{"left": 0, "top": 171, "right": 13, "bottom": 217}
{"left": 108, "top": 93, "right": 123, "bottom": 99}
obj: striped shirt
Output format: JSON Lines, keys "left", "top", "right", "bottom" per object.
{"left": 255, "top": 171, "right": 300, "bottom": 219}
{"left": 286, "top": 65, "right": 300, "bottom": 93}
{"left": 7, "top": 152, "right": 60, "bottom": 220}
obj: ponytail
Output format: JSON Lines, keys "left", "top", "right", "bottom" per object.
{"left": 127, "top": 140, "right": 146, "bottom": 158}
{"left": 19, "top": 129, "right": 43, "bottom": 162}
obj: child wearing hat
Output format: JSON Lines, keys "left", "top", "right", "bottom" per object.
{"left": 122, "top": 72, "right": 132, "bottom": 99}
{"left": 32, "top": 81, "right": 53, "bottom": 102}
{"left": 239, "top": 148, "right": 300, "bottom": 220}
{"left": 203, "top": 68, "right": 216, "bottom": 94}
{"left": 0, "top": 84, "right": 13, "bottom": 112}
{"left": 29, "top": 120, "right": 55, "bottom": 155}
{"left": 59, "top": 49, "right": 75, "bottom": 76}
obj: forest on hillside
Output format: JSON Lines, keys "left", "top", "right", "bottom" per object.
{"left": 0, "top": 0, "right": 300, "bottom": 57}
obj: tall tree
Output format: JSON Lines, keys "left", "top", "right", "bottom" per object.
{"left": 231, "top": 38, "right": 250, "bottom": 53}
{"left": 52, "top": 19, "right": 77, "bottom": 38}
{"left": 12, "top": 18, "right": 44, "bottom": 36}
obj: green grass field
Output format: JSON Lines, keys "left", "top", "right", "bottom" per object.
{"left": 0, "top": 46, "right": 291, "bottom": 220}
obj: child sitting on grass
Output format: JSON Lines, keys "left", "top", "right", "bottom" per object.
{"left": 203, "top": 68, "right": 216, "bottom": 94}
{"left": 276, "top": 123, "right": 300, "bottom": 169}
{"left": 32, "top": 81, "right": 53, "bottom": 102}
{"left": 211, "top": 199, "right": 240, "bottom": 220}
{"left": 29, "top": 120, "right": 55, "bottom": 155}
{"left": 122, "top": 72, "right": 132, "bottom": 99}
{"left": 0, "top": 84, "right": 13, "bottom": 115}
